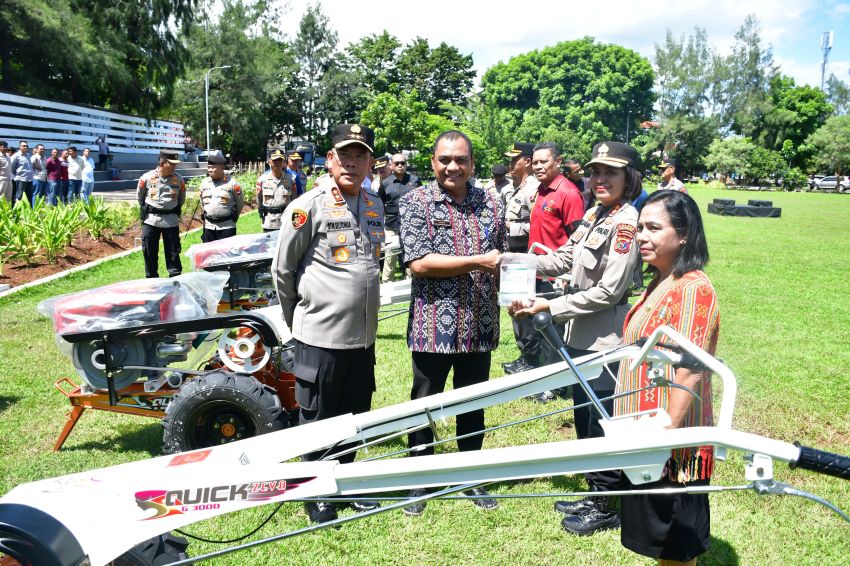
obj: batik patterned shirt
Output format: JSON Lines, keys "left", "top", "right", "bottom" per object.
{"left": 614, "top": 270, "right": 720, "bottom": 482}
{"left": 399, "top": 181, "right": 507, "bottom": 353}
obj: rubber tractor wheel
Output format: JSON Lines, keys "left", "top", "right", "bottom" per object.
{"left": 162, "top": 370, "right": 286, "bottom": 454}
{"left": 109, "top": 533, "right": 189, "bottom": 565}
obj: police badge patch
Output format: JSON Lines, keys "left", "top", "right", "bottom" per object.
{"left": 291, "top": 208, "right": 308, "bottom": 229}
{"left": 615, "top": 224, "right": 636, "bottom": 254}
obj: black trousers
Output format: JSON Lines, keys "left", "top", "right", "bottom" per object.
{"left": 512, "top": 279, "right": 565, "bottom": 366}
{"left": 294, "top": 340, "right": 376, "bottom": 464}
{"left": 568, "top": 346, "right": 621, "bottom": 492}
{"left": 202, "top": 226, "right": 236, "bottom": 243}
{"left": 408, "top": 351, "right": 491, "bottom": 456}
{"left": 13, "top": 180, "right": 32, "bottom": 204}
{"left": 141, "top": 223, "right": 182, "bottom": 278}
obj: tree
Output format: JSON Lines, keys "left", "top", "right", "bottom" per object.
{"left": 481, "top": 38, "right": 655, "bottom": 149}
{"left": 825, "top": 74, "right": 850, "bottom": 116}
{"left": 743, "top": 147, "right": 785, "bottom": 186}
{"left": 346, "top": 32, "right": 402, "bottom": 96}
{"left": 0, "top": 0, "right": 199, "bottom": 117}
{"left": 654, "top": 27, "right": 715, "bottom": 119}
{"left": 751, "top": 75, "right": 832, "bottom": 164}
{"left": 653, "top": 115, "right": 719, "bottom": 175}
{"left": 651, "top": 27, "right": 723, "bottom": 174}
{"left": 169, "top": 0, "right": 296, "bottom": 159}
{"left": 703, "top": 137, "right": 754, "bottom": 180}
{"left": 292, "top": 3, "right": 338, "bottom": 141}
{"left": 806, "top": 115, "right": 850, "bottom": 176}
{"left": 360, "top": 91, "right": 430, "bottom": 157}
{"left": 720, "top": 15, "right": 777, "bottom": 137}
{"left": 395, "top": 38, "right": 475, "bottom": 114}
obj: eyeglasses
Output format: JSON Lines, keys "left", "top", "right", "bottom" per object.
{"left": 393, "top": 161, "right": 406, "bottom": 165}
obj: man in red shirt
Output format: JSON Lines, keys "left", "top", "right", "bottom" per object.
{"left": 518, "top": 142, "right": 585, "bottom": 400}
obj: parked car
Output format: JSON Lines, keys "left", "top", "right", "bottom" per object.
{"left": 808, "top": 174, "right": 825, "bottom": 190}
{"left": 814, "top": 175, "right": 849, "bottom": 192}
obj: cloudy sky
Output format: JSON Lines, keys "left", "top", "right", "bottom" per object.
{"left": 276, "top": 0, "right": 850, "bottom": 90}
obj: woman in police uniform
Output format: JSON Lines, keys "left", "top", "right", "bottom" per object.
{"left": 509, "top": 141, "right": 643, "bottom": 536}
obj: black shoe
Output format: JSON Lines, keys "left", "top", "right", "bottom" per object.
{"left": 304, "top": 501, "right": 338, "bottom": 524}
{"left": 529, "top": 390, "right": 557, "bottom": 403}
{"left": 402, "top": 489, "right": 427, "bottom": 516}
{"left": 554, "top": 497, "right": 594, "bottom": 515}
{"left": 554, "top": 387, "right": 571, "bottom": 400}
{"left": 501, "top": 356, "right": 523, "bottom": 373}
{"left": 504, "top": 357, "right": 536, "bottom": 374}
{"left": 348, "top": 500, "right": 380, "bottom": 512}
{"left": 561, "top": 505, "right": 620, "bottom": 536}
{"left": 464, "top": 487, "right": 498, "bottom": 510}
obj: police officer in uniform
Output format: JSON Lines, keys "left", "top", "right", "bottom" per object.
{"left": 138, "top": 150, "right": 186, "bottom": 278}
{"left": 273, "top": 124, "right": 384, "bottom": 525}
{"left": 502, "top": 142, "right": 541, "bottom": 374}
{"left": 509, "top": 141, "right": 643, "bottom": 536}
{"left": 658, "top": 157, "right": 687, "bottom": 193}
{"left": 256, "top": 149, "right": 293, "bottom": 232}
{"left": 199, "top": 151, "right": 244, "bottom": 242}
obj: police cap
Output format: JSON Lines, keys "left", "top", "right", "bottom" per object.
{"left": 504, "top": 142, "right": 535, "bottom": 158}
{"left": 331, "top": 123, "right": 375, "bottom": 154}
{"left": 584, "top": 142, "right": 640, "bottom": 170}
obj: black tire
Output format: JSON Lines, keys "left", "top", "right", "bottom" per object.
{"left": 110, "top": 533, "right": 189, "bottom": 565}
{"left": 162, "top": 370, "right": 286, "bottom": 454}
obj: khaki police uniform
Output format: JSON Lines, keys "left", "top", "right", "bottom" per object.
{"left": 505, "top": 175, "right": 540, "bottom": 252}
{"left": 537, "top": 198, "right": 640, "bottom": 493}
{"left": 137, "top": 168, "right": 186, "bottom": 277}
{"left": 200, "top": 174, "right": 243, "bottom": 242}
{"left": 273, "top": 177, "right": 385, "bottom": 465}
{"left": 538, "top": 200, "right": 640, "bottom": 351}
{"left": 256, "top": 170, "right": 293, "bottom": 231}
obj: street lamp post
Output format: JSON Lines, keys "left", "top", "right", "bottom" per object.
{"left": 625, "top": 110, "right": 632, "bottom": 144}
{"left": 205, "top": 65, "right": 232, "bottom": 152}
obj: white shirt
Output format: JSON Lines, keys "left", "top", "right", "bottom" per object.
{"left": 67, "top": 156, "right": 86, "bottom": 180}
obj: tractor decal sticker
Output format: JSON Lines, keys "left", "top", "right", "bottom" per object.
{"left": 168, "top": 449, "right": 212, "bottom": 467}
{"left": 134, "top": 476, "right": 317, "bottom": 520}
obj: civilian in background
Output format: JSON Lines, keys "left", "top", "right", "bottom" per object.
{"left": 45, "top": 148, "right": 62, "bottom": 205}
{"left": 0, "top": 141, "right": 13, "bottom": 202}
{"left": 81, "top": 148, "right": 96, "bottom": 203}
{"left": 31, "top": 144, "right": 47, "bottom": 202}
{"left": 96, "top": 135, "right": 110, "bottom": 171}
{"left": 11, "top": 141, "right": 33, "bottom": 204}
{"left": 66, "top": 146, "right": 85, "bottom": 202}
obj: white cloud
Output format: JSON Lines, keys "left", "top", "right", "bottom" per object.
{"left": 275, "top": 0, "right": 842, "bottom": 87}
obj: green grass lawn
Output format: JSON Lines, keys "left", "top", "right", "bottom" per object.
{"left": 1, "top": 189, "right": 848, "bottom": 564}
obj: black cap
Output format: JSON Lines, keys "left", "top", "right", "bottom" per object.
{"left": 373, "top": 156, "right": 389, "bottom": 169}
{"left": 268, "top": 149, "right": 286, "bottom": 161}
{"left": 584, "top": 142, "right": 640, "bottom": 169}
{"left": 206, "top": 151, "right": 227, "bottom": 165}
{"left": 504, "top": 142, "right": 535, "bottom": 158}
{"left": 492, "top": 164, "right": 508, "bottom": 176}
{"left": 659, "top": 158, "right": 678, "bottom": 169}
{"left": 159, "top": 150, "right": 181, "bottom": 164}
{"left": 331, "top": 123, "right": 375, "bottom": 153}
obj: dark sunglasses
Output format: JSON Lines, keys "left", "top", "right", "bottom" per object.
{"left": 393, "top": 161, "right": 406, "bottom": 165}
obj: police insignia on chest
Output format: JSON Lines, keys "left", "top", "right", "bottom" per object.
{"left": 337, "top": 232, "right": 347, "bottom": 243}
{"left": 334, "top": 247, "right": 350, "bottom": 263}
{"left": 365, "top": 210, "right": 379, "bottom": 218}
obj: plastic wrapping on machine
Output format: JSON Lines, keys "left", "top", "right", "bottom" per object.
{"left": 37, "top": 272, "right": 230, "bottom": 335}
{"left": 186, "top": 231, "right": 280, "bottom": 270}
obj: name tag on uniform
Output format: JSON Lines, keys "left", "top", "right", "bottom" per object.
{"left": 327, "top": 220, "right": 353, "bottom": 231}
{"left": 509, "top": 201, "right": 522, "bottom": 215}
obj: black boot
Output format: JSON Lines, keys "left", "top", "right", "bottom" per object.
{"left": 503, "top": 355, "right": 536, "bottom": 374}
{"left": 560, "top": 497, "right": 620, "bottom": 536}
{"left": 554, "top": 497, "right": 594, "bottom": 515}
{"left": 304, "top": 501, "right": 338, "bottom": 524}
